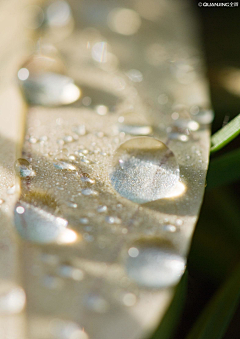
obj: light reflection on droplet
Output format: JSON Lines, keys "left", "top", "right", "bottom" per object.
{"left": 108, "top": 8, "right": 141, "bottom": 36}
{"left": 110, "top": 137, "right": 180, "bottom": 204}
{"left": 126, "top": 69, "right": 143, "bottom": 83}
{"left": 164, "top": 181, "right": 186, "bottom": 198}
{"left": 57, "top": 229, "right": 78, "bottom": 244}
{"left": 14, "top": 158, "right": 36, "bottom": 178}
{"left": 118, "top": 124, "right": 152, "bottom": 136}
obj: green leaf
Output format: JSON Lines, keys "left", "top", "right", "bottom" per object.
{"left": 151, "top": 272, "right": 188, "bottom": 339}
{"left": 186, "top": 261, "right": 240, "bottom": 339}
{"left": 211, "top": 114, "right": 240, "bottom": 153}
{"left": 207, "top": 147, "right": 240, "bottom": 188}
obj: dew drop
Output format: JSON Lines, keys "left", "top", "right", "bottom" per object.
{"left": 125, "top": 240, "right": 186, "bottom": 288}
{"left": 168, "top": 132, "right": 189, "bottom": 142}
{"left": 14, "top": 201, "right": 69, "bottom": 244}
{"left": 97, "top": 205, "right": 107, "bottom": 213}
{"left": 18, "top": 53, "right": 80, "bottom": 106}
{"left": 110, "top": 137, "right": 180, "bottom": 203}
{"left": 72, "top": 125, "right": 86, "bottom": 136}
{"left": 162, "top": 224, "right": 177, "bottom": 233}
{"left": 54, "top": 161, "right": 77, "bottom": 171}
{"left": 191, "top": 108, "right": 214, "bottom": 125}
{"left": 0, "top": 284, "right": 26, "bottom": 314}
{"left": 105, "top": 216, "right": 121, "bottom": 224}
{"left": 81, "top": 188, "right": 98, "bottom": 196}
{"left": 14, "top": 158, "right": 36, "bottom": 178}
{"left": 79, "top": 217, "right": 89, "bottom": 224}
{"left": 81, "top": 174, "right": 95, "bottom": 184}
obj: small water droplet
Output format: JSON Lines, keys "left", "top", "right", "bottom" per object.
{"left": 191, "top": 108, "right": 214, "bottom": 125}
{"left": 168, "top": 132, "right": 189, "bottom": 142}
{"left": 125, "top": 240, "right": 186, "bottom": 288}
{"left": 97, "top": 205, "right": 107, "bottom": 213}
{"left": 118, "top": 124, "right": 152, "bottom": 136}
{"left": 7, "top": 185, "right": 16, "bottom": 195}
{"left": 173, "top": 119, "right": 199, "bottom": 132}
{"left": 162, "top": 224, "right": 177, "bottom": 233}
{"left": 66, "top": 201, "right": 78, "bottom": 208}
{"left": 82, "top": 188, "right": 98, "bottom": 196}
{"left": 110, "top": 137, "right": 180, "bottom": 203}
{"left": 80, "top": 173, "right": 95, "bottom": 184}
{"left": 0, "top": 199, "right": 5, "bottom": 205}
{"left": 176, "top": 219, "right": 183, "bottom": 226}
{"left": 105, "top": 216, "right": 121, "bottom": 224}
{"left": 14, "top": 158, "right": 36, "bottom": 178}
{"left": 54, "top": 161, "right": 77, "bottom": 171}
{"left": 79, "top": 217, "right": 89, "bottom": 224}
{"left": 0, "top": 284, "right": 26, "bottom": 314}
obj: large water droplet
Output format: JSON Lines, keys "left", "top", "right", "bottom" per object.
{"left": 14, "top": 158, "right": 36, "bottom": 178}
{"left": 14, "top": 201, "right": 69, "bottom": 244}
{"left": 125, "top": 240, "right": 186, "bottom": 289}
{"left": 110, "top": 137, "right": 180, "bottom": 203}
{"left": 18, "top": 53, "right": 80, "bottom": 106}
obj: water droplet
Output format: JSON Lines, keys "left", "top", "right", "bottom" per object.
{"left": 7, "top": 185, "right": 16, "bottom": 195}
{"left": 0, "top": 199, "right": 5, "bottom": 205}
{"left": 0, "top": 284, "right": 26, "bottom": 314}
{"left": 173, "top": 119, "right": 199, "bottom": 132}
{"left": 125, "top": 240, "right": 186, "bottom": 288}
{"left": 162, "top": 224, "right": 177, "bottom": 233}
{"left": 14, "top": 201, "right": 69, "bottom": 244}
{"left": 18, "top": 53, "right": 80, "bottom": 106}
{"left": 110, "top": 137, "right": 180, "bottom": 203}
{"left": 81, "top": 188, "right": 98, "bottom": 196}
{"left": 79, "top": 217, "right": 89, "bottom": 224}
{"left": 176, "top": 219, "right": 183, "bottom": 226}
{"left": 81, "top": 173, "right": 95, "bottom": 184}
{"left": 66, "top": 201, "right": 78, "bottom": 208}
{"left": 54, "top": 161, "right": 77, "bottom": 171}
{"left": 97, "top": 205, "right": 107, "bottom": 213}
{"left": 105, "top": 216, "right": 121, "bottom": 224}
{"left": 191, "top": 108, "right": 214, "bottom": 125}
{"left": 14, "top": 158, "right": 36, "bottom": 178}
{"left": 118, "top": 124, "right": 152, "bottom": 136}
{"left": 84, "top": 293, "right": 109, "bottom": 313}
{"left": 168, "top": 132, "right": 189, "bottom": 142}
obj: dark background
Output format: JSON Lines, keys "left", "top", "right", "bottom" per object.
{"left": 173, "top": 2, "right": 240, "bottom": 338}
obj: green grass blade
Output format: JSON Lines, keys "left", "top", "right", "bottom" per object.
{"left": 211, "top": 114, "right": 240, "bottom": 153}
{"left": 186, "top": 261, "right": 240, "bottom": 339}
{"left": 207, "top": 147, "right": 240, "bottom": 188}
{"left": 151, "top": 272, "right": 188, "bottom": 339}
